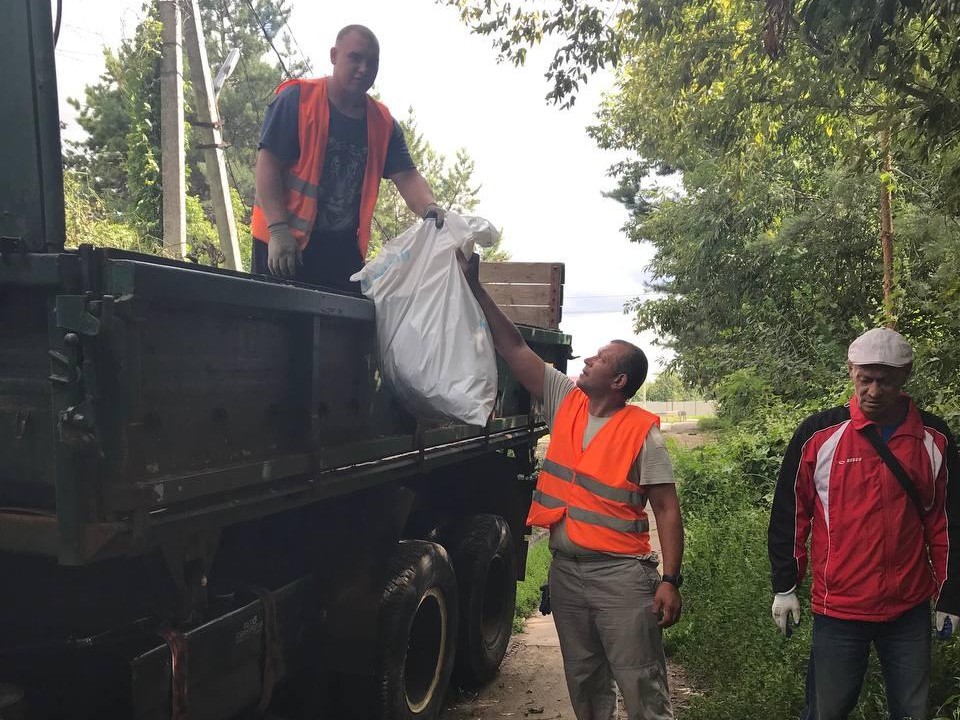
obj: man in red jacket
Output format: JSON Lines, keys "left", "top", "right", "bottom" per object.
{"left": 768, "top": 328, "right": 960, "bottom": 720}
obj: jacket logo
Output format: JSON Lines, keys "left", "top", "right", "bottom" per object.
{"left": 838, "top": 457, "right": 863, "bottom": 465}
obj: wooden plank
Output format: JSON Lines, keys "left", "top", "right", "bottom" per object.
{"left": 482, "top": 282, "right": 558, "bottom": 307}
{"left": 480, "top": 262, "right": 565, "bottom": 329}
{"left": 501, "top": 305, "right": 557, "bottom": 329}
{"left": 480, "top": 262, "right": 564, "bottom": 285}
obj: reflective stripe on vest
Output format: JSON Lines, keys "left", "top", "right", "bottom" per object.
{"left": 526, "top": 388, "right": 659, "bottom": 555}
{"left": 540, "top": 459, "right": 647, "bottom": 506}
{"left": 250, "top": 77, "right": 393, "bottom": 258}
{"left": 532, "top": 490, "right": 650, "bottom": 534}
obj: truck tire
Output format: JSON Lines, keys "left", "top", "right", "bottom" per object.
{"left": 449, "top": 515, "right": 517, "bottom": 687}
{"left": 377, "top": 540, "right": 458, "bottom": 720}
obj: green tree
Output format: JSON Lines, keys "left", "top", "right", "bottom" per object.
{"left": 644, "top": 372, "right": 685, "bottom": 402}
{"left": 63, "top": 169, "right": 146, "bottom": 251}
{"left": 442, "top": 0, "right": 960, "bottom": 417}
{"left": 370, "top": 109, "right": 484, "bottom": 256}
{"left": 65, "top": 7, "right": 490, "bottom": 270}
{"left": 199, "top": 0, "right": 302, "bottom": 205}
{"left": 64, "top": 0, "right": 296, "bottom": 258}
{"left": 67, "top": 7, "right": 164, "bottom": 245}
{"left": 440, "top": 8, "right": 960, "bottom": 717}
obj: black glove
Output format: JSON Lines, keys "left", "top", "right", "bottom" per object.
{"left": 423, "top": 203, "right": 446, "bottom": 229}
{"left": 539, "top": 583, "right": 551, "bottom": 615}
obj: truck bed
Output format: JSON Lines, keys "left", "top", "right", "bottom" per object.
{"left": 0, "top": 246, "right": 571, "bottom": 565}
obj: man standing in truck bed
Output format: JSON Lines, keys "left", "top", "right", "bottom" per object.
{"left": 251, "top": 25, "right": 445, "bottom": 291}
{"left": 458, "top": 251, "right": 684, "bottom": 720}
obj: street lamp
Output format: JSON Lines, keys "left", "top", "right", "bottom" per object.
{"left": 213, "top": 47, "right": 240, "bottom": 100}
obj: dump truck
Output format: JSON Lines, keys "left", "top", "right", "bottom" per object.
{"left": 0, "top": 2, "right": 571, "bottom": 718}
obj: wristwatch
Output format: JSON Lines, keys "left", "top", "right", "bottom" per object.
{"left": 661, "top": 573, "right": 683, "bottom": 588}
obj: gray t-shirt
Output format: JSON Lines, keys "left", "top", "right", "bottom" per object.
{"left": 540, "top": 365, "right": 674, "bottom": 558}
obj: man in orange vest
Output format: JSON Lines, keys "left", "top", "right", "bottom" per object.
{"left": 251, "top": 25, "right": 444, "bottom": 291}
{"left": 458, "top": 252, "right": 685, "bottom": 720}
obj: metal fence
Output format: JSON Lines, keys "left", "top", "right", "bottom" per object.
{"left": 636, "top": 400, "right": 715, "bottom": 420}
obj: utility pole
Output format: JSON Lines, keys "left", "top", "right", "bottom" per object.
{"left": 879, "top": 128, "right": 895, "bottom": 328}
{"left": 159, "top": 0, "right": 186, "bottom": 258}
{"left": 182, "top": 0, "right": 242, "bottom": 270}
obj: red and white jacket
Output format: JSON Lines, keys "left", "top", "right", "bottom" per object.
{"left": 768, "top": 395, "right": 960, "bottom": 621}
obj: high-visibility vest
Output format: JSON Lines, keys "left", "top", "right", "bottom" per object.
{"left": 527, "top": 388, "right": 659, "bottom": 555}
{"left": 250, "top": 77, "right": 393, "bottom": 258}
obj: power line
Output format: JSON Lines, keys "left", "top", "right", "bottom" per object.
{"left": 563, "top": 310, "right": 640, "bottom": 315}
{"left": 565, "top": 293, "right": 655, "bottom": 300}
{"left": 236, "top": 53, "right": 265, "bottom": 128}
{"left": 223, "top": 149, "right": 249, "bottom": 218}
{"left": 241, "top": 0, "right": 291, "bottom": 78}
{"left": 281, "top": 26, "right": 313, "bottom": 75}
{"left": 56, "top": 47, "right": 107, "bottom": 58}
{"left": 62, "top": 23, "right": 109, "bottom": 39}
{"left": 218, "top": 0, "right": 264, "bottom": 128}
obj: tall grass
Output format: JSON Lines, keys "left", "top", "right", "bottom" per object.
{"left": 514, "top": 537, "right": 552, "bottom": 632}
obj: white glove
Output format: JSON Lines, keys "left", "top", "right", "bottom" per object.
{"left": 772, "top": 590, "right": 801, "bottom": 637}
{"left": 935, "top": 611, "right": 958, "bottom": 640}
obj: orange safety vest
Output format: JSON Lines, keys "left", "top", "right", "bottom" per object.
{"left": 250, "top": 77, "right": 393, "bottom": 258}
{"left": 527, "top": 388, "right": 659, "bottom": 555}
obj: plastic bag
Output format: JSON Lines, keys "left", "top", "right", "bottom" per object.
{"left": 350, "top": 212, "right": 499, "bottom": 426}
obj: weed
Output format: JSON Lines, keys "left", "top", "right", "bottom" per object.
{"left": 514, "top": 537, "right": 552, "bottom": 633}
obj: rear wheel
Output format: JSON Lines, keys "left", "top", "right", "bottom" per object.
{"left": 449, "top": 515, "right": 517, "bottom": 687}
{"left": 376, "top": 540, "right": 458, "bottom": 720}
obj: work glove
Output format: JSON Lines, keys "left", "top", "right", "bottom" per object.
{"left": 267, "top": 222, "right": 301, "bottom": 279}
{"left": 539, "top": 583, "right": 551, "bottom": 616}
{"left": 423, "top": 203, "right": 446, "bottom": 229}
{"left": 935, "top": 611, "right": 958, "bottom": 641}
{"left": 772, "top": 590, "right": 801, "bottom": 637}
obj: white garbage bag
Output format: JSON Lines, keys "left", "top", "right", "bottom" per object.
{"left": 350, "top": 212, "right": 499, "bottom": 426}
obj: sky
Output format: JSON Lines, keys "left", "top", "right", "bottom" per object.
{"left": 53, "top": 0, "right": 672, "bottom": 377}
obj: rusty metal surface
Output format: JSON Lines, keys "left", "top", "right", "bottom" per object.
{"left": 156, "top": 627, "right": 189, "bottom": 720}
{"left": 131, "top": 579, "right": 307, "bottom": 720}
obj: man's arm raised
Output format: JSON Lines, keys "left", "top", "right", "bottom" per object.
{"left": 458, "top": 251, "right": 546, "bottom": 402}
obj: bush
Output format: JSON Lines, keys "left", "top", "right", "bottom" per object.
{"left": 668, "top": 427, "right": 809, "bottom": 720}
{"left": 668, "top": 415, "right": 797, "bottom": 521}
{"left": 713, "top": 368, "right": 775, "bottom": 424}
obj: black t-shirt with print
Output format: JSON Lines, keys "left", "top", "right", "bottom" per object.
{"left": 254, "top": 84, "right": 415, "bottom": 291}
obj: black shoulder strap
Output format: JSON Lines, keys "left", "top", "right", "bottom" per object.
{"left": 860, "top": 424, "right": 925, "bottom": 518}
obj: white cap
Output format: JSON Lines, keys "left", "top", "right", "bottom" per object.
{"left": 847, "top": 328, "right": 913, "bottom": 367}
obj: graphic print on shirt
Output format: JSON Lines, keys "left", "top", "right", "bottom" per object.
{"left": 314, "top": 135, "right": 366, "bottom": 232}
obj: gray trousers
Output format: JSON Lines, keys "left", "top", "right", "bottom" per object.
{"left": 549, "top": 554, "right": 673, "bottom": 720}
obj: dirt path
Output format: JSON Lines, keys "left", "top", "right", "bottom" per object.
{"left": 441, "top": 421, "right": 705, "bottom": 719}
{"left": 441, "top": 606, "right": 698, "bottom": 720}
{"left": 660, "top": 420, "right": 712, "bottom": 450}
